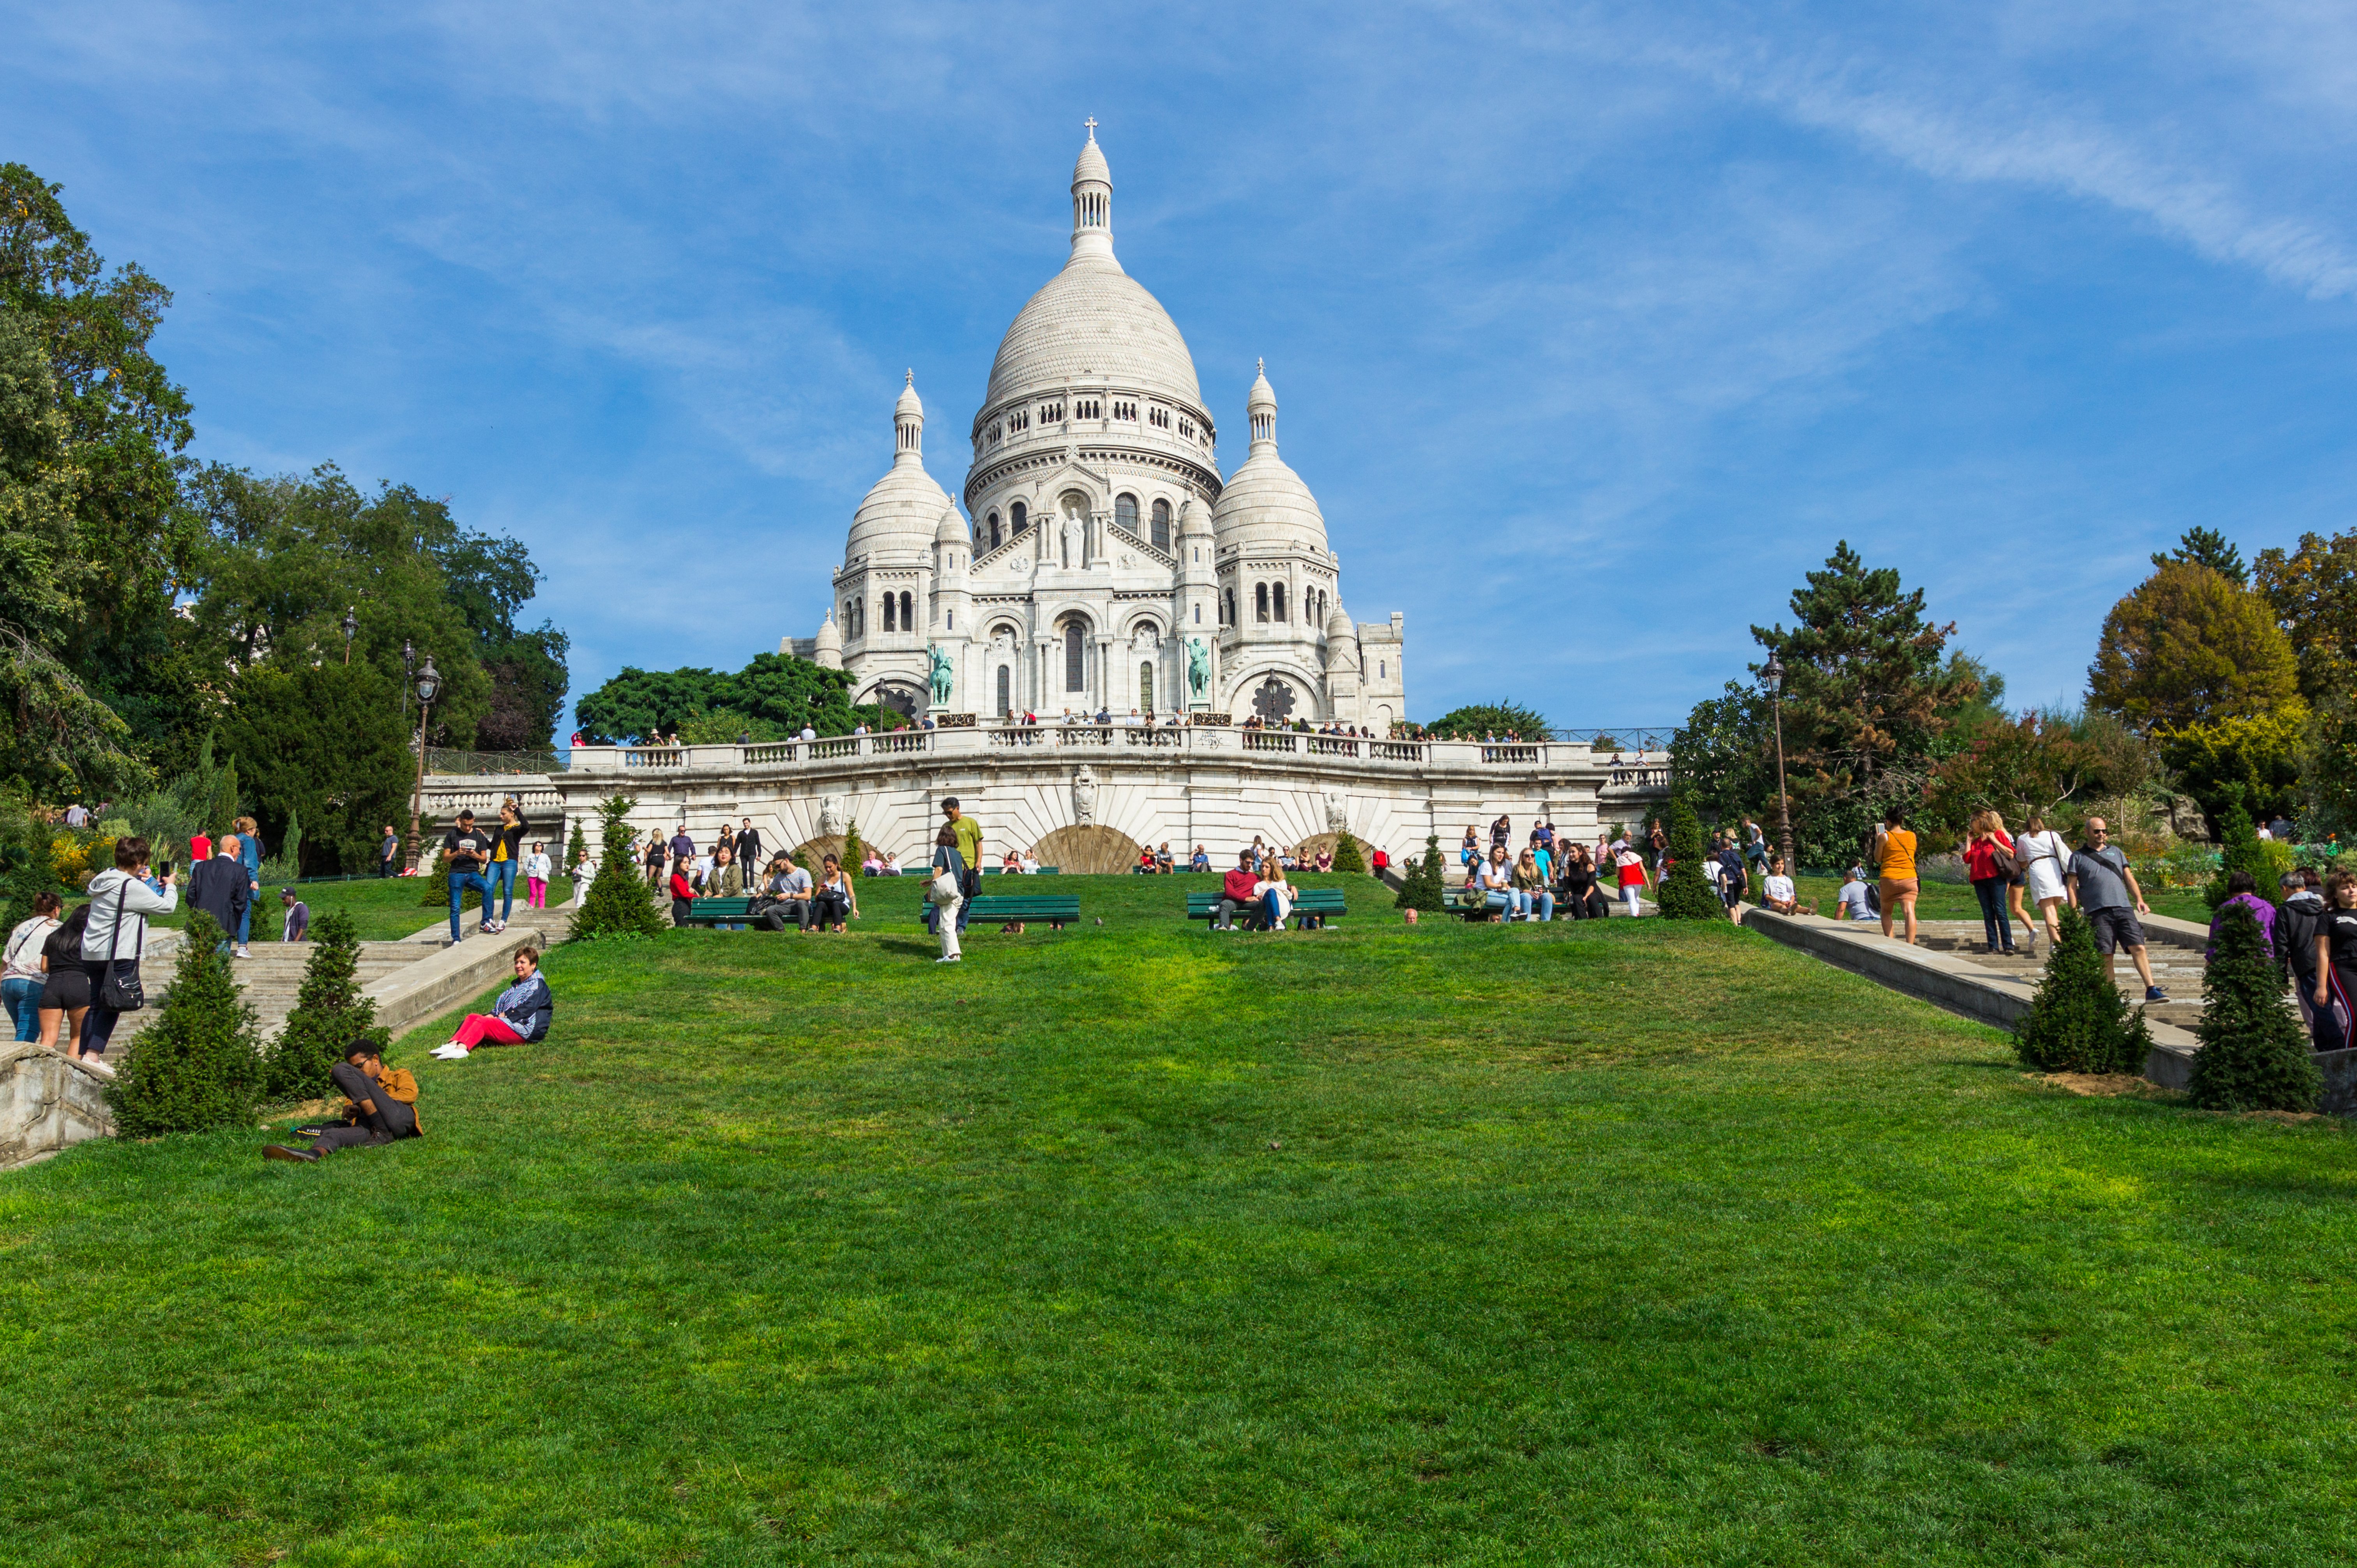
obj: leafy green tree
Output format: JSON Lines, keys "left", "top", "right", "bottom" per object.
{"left": 2187, "top": 902, "right": 2320, "bottom": 1112}
{"left": 1670, "top": 683, "right": 1774, "bottom": 833}
{"left": 2012, "top": 906, "right": 2154, "bottom": 1074}
{"left": 571, "top": 795, "right": 666, "bottom": 941}
{"left": 1654, "top": 795, "right": 1724, "bottom": 920}
{"left": 1395, "top": 834, "right": 1446, "bottom": 912}
{"left": 2088, "top": 560, "right": 2297, "bottom": 733}
{"left": 1332, "top": 830, "right": 1366, "bottom": 874}
{"left": 2162, "top": 705, "right": 2306, "bottom": 835}
{"left": 263, "top": 908, "right": 387, "bottom": 1103}
{"left": 104, "top": 912, "right": 262, "bottom": 1135}
{"left": 0, "top": 786, "right": 66, "bottom": 931}
{"left": 574, "top": 652, "right": 889, "bottom": 743}
{"left": 2300, "top": 697, "right": 2357, "bottom": 841}
{"left": 1423, "top": 701, "right": 1548, "bottom": 740}
{"left": 2255, "top": 527, "right": 2357, "bottom": 703}
{"left": 2152, "top": 525, "right": 2247, "bottom": 586}
{"left": 215, "top": 660, "right": 410, "bottom": 874}
{"left": 1923, "top": 713, "right": 2108, "bottom": 837}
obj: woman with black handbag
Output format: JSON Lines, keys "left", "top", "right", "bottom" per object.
{"left": 77, "top": 836, "right": 177, "bottom": 1072}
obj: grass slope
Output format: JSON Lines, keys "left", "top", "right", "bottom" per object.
{"left": 4, "top": 874, "right": 2353, "bottom": 1565}
{"left": 141, "top": 875, "right": 576, "bottom": 942}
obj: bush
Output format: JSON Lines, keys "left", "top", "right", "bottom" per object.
{"left": 105, "top": 912, "right": 263, "bottom": 1136}
{"left": 2013, "top": 906, "right": 2154, "bottom": 1074}
{"left": 263, "top": 908, "right": 387, "bottom": 1103}
{"left": 1332, "top": 830, "right": 1366, "bottom": 874}
{"left": 2187, "top": 902, "right": 2322, "bottom": 1112}
{"left": 844, "top": 817, "right": 863, "bottom": 872}
{"left": 1654, "top": 795, "right": 1725, "bottom": 920}
{"left": 571, "top": 795, "right": 667, "bottom": 941}
{"left": 2203, "top": 786, "right": 2278, "bottom": 909}
{"left": 565, "top": 814, "right": 588, "bottom": 876}
{"left": 1395, "top": 835, "right": 1446, "bottom": 912}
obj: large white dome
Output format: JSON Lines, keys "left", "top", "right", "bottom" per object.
{"left": 980, "top": 126, "right": 1203, "bottom": 416}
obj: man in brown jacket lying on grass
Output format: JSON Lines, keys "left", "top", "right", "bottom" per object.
{"left": 264, "top": 1039, "right": 421, "bottom": 1163}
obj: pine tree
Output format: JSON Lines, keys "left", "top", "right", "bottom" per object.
{"left": 1655, "top": 794, "right": 1724, "bottom": 920}
{"left": 565, "top": 814, "right": 587, "bottom": 878}
{"left": 105, "top": 912, "right": 263, "bottom": 1135}
{"left": 2013, "top": 906, "right": 2151, "bottom": 1074}
{"left": 1332, "top": 829, "right": 1366, "bottom": 874}
{"left": 571, "top": 794, "right": 667, "bottom": 941}
{"left": 208, "top": 756, "right": 241, "bottom": 843}
{"left": 263, "top": 908, "right": 387, "bottom": 1103}
{"left": 2188, "top": 901, "right": 2321, "bottom": 1111}
{"left": 1395, "top": 834, "right": 1445, "bottom": 911}
{"left": 843, "top": 817, "right": 863, "bottom": 871}
{"left": 2203, "top": 784, "right": 2275, "bottom": 910}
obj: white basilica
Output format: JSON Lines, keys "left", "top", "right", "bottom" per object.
{"left": 788, "top": 124, "right": 1409, "bottom": 733}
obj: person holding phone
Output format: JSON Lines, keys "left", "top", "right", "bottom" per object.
{"left": 76, "top": 836, "right": 177, "bottom": 1071}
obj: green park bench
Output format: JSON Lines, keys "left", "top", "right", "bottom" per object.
{"left": 963, "top": 894, "right": 1079, "bottom": 930}
{"left": 674, "top": 897, "right": 756, "bottom": 928}
{"left": 1185, "top": 888, "right": 1347, "bottom": 930}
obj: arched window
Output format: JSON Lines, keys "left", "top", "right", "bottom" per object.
{"left": 1011, "top": 500, "right": 1027, "bottom": 533}
{"left": 1254, "top": 584, "right": 1270, "bottom": 622}
{"left": 1225, "top": 588, "right": 1237, "bottom": 625}
{"left": 1378, "top": 660, "right": 1386, "bottom": 679}
{"left": 883, "top": 594, "right": 897, "bottom": 632}
{"left": 1151, "top": 498, "right": 1171, "bottom": 552}
{"left": 1140, "top": 663, "right": 1154, "bottom": 712}
{"left": 899, "top": 591, "right": 913, "bottom": 630}
{"left": 1193, "top": 604, "right": 1201, "bottom": 624}
{"left": 1064, "top": 623, "right": 1085, "bottom": 692}
{"left": 997, "top": 666, "right": 1011, "bottom": 715}
{"left": 1115, "top": 493, "right": 1138, "bottom": 536}
{"left": 1272, "top": 583, "right": 1288, "bottom": 622}
{"left": 987, "top": 512, "right": 1001, "bottom": 550}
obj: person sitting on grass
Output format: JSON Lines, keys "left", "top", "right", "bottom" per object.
{"left": 1215, "top": 850, "right": 1262, "bottom": 931}
{"left": 430, "top": 947, "right": 555, "bottom": 1061}
{"left": 1761, "top": 856, "right": 1815, "bottom": 917}
{"left": 264, "top": 1038, "right": 421, "bottom": 1162}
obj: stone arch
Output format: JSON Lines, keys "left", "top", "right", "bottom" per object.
{"left": 1031, "top": 823, "right": 1143, "bottom": 874}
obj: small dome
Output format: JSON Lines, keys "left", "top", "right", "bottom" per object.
{"left": 1325, "top": 600, "right": 1354, "bottom": 640}
{"left": 1073, "top": 123, "right": 1110, "bottom": 190}
{"left": 815, "top": 612, "right": 842, "bottom": 652}
{"left": 895, "top": 369, "right": 923, "bottom": 422}
{"left": 846, "top": 376, "right": 952, "bottom": 560}
{"left": 1176, "top": 496, "right": 1212, "bottom": 537}
{"left": 1212, "top": 364, "right": 1323, "bottom": 549}
{"left": 935, "top": 500, "right": 968, "bottom": 546}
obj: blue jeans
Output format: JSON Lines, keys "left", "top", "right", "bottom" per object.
{"left": 1526, "top": 890, "right": 1555, "bottom": 922}
{"left": 235, "top": 883, "right": 254, "bottom": 945}
{"left": 3, "top": 976, "right": 39, "bottom": 1041}
{"left": 448, "top": 871, "right": 493, "bottom": 941}
{"left": 488, "top": 858, "right": 518, "bottom": 920}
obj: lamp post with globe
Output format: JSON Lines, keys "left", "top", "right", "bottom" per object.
{"left": 340, "top": 608, "right": 357, "bottom": 666}
{"left": 405, "top": 655, "right": 441, "bottom": 871}
{"left": 1764, "top": 651, "right": 1793, "bottom": 875}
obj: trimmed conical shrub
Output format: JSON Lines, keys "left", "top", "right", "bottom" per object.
{"left": 566, "top": 814, "right": 588, "bottom": 877}
{"left": 571, "top": 794, "right": 667, "bottom": 941}
{"left": 1332, "top": 830, "right": 1366, "bottom": 874}
{"left": 1654, "top": 794, "right": 1724, "bottom": 920}
{"left": 106, "top": 912, "right": 263, "bottom": 1136}
{"left": 1395, "top": 834, "right": 1446, "bottom": 912}
{"left": 263, "top": 908, "right": 388, "bottom": 1103}
{"left": 2203, "top": 785, "right": 2275, "bottom": 911}
{"left": 2013, "top": 905, "right": 2151, "bottom": 1074}
{"left": 2188, "top": 901, "right": 2321, "bottom": 1111}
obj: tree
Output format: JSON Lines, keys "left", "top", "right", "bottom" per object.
{"left": 2187, "top": 902, "right": 2320, "bottom": 1112}
{"left": 2301, "top": 697, "right": 2357, "bottom": 841}
{"left": 1751, "top": 542, "right": 1979, "bottom": 836}
{"left": 843, "top": 817, "right": 862, "bottom": 872}
{"left": 1332, "top": 829, "right": 1366, "bottom": 874}
{"left": 1654, "top": 795, "right": 1724, "bottom": 920}
{"left": 2160, "top": 704, "right": 2307, "bottom": 835}
{"left": 572, "top": 652, "right": 884, "bottom": 744}
{"left": 264, "top": 908, "right": 387, "bottom": 1103}
{"left": 1669, "top": 683, "right": 1773, "bottom": 832}
{"left": 2202, "top": 786, "right": 2278, "bottom": 911}
{"left": 2088, "top": 561, "right": 2297, "bottom": 733}
{"left": 2255, "top": 527, "right": 2357, "bottom": 703}
{"left": 0, "top": 786, "right": 65, "bottom": 932}
{"left": 571, "top": 795, "right": 666, "bottom": 941}
{"left": 2152, "top": 525, "right": 2247, "bottom": 586}
{"left": 104, "top": 911, "right": 262, "bottom": 1135}
{"left": 2012, "top": 906, "right": 2154, "bottom": 1074}
{"left": 1394, "top": 834, "right": 1446, "bottom": 913}
{"left": 1423, "top": 702, "right": 1549, "bottom": 740}
{"left": 565, "top": 812, "right": 588, "bottom": 876}
{"left": 1923, "top": 712, "right": 2110, "bottom": 837}
{"left": 214, "top": 660, "right": 410, "bottom": 874}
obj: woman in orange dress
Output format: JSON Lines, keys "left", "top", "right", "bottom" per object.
{"left": 1871, "top": 803, "right": 1920, "bottom": 945}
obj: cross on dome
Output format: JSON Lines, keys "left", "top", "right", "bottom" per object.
{"left": 1085, "top": 117, "right": 1097, "bottom": 136}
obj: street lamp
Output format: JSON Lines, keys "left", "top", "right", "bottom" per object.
{"left": 1763, "top": 651, "right": 1793, "bottom": 875}
{"left": 341, "top": 608, "right": 358, "bottom": 666}
{"left": 400, "top": 639, "right": 415, "bottom": 725}
{"left": 406, "top": 654, "right": 441, "bottom": 872}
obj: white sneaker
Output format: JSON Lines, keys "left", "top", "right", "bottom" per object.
{"left": 936, "top": 954, "right": 961, "bottom": 963}
{"left": 431, "top": 1043, "right": 467, "bottom": 1060}
{"left": 235, "top": 945, "right": 251, "bottom": 958}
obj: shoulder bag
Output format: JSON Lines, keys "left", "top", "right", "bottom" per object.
{"left": 99, "top": 881, "right": 144, "bottom": 1013}
{"left": 1988, "top": 836, "right": 2021, "bottom": 881}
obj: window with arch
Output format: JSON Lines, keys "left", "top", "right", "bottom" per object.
{"left": 1193, "top": 604, "right": 1201, "bottom": 624}
{"left": 1224, "top": 587, "right": 1237, "bottom": 625}
{"left": 1011, "top": 500, "right": 1027, "bottom": 533}
{"left": 1254, "top": 584, "right": 1270, "bottom": 623}
{"left": 1140, "top": 662, "right": 1154, "bottom": 712}
{"left": 946, "top": 611, "right": 954, "bottom": 630}
{"left": 883, "top": 594, "right": 897, "bottom": 633}
{"left": 986, "top": 512, "right": 1001, "bottom": 549}
{"left": 997, "top": 666, "right": 1011, "bottom": 715}
{"left": 1378, "top": 660, "right": 1386, "bottom": 679}
{"left": 899, "top": 591, "right": 914, "bottom": 631}
{"left": 1064, "top": 623, "right": 1086, "bottom": 692}
{"left": 1115, "top": 493, "right": 1138, "bottom": 536}
{"left": 1151, "top": 498, "right": 1171, "bottom": 552}
{"left": 1272, "top": 583, "right": 1288, "bottom": 622}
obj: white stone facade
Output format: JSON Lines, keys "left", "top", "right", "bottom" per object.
{"left": 809, "top": 126, "right": 1408, "bottom": 732}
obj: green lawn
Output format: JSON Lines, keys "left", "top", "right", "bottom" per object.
{"left": 142, "top": 873, "right": 576, "bottom": 941}
{"left": 5, "top": 873, "right": 2354, "bottom": 1564}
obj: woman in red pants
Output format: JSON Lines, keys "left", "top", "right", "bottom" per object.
{"left": 431, "top": 947, "right": 554, "bottom": 1060}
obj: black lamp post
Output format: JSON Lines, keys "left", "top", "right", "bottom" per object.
{"left": 400, "top": 639, "right": 415, "bottom": 725}
{"left": 406, "top": 654, "right": 441, "bottom": 871}
{"left": 1764, "top": 652, "right": 1793, "bottom": 874}
{"left": 341, "top": 608, "right": 358, "bottom": 666}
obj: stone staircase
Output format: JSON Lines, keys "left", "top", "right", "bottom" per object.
{"left": 1900, "top": 922, "right": 2209, "bottom": 1034}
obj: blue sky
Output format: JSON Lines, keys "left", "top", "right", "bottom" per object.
{"left": 8, "top": 1, "right": 2356, "bottom": 733}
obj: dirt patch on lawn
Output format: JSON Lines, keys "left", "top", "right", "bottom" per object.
{"left": 2033, "top": 1072, "right": 2178, "bottom": 1100}
{"left": 2240, "top": 1108, "right": 2338, "bottom": 1126}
